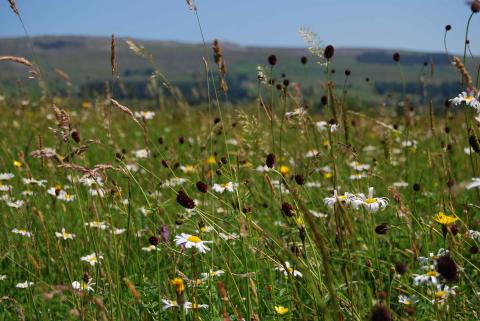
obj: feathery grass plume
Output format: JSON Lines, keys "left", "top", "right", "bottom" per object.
{"left": 452, "top": 56, "right": 474, "bottom": 91}
{"left": 123, "top": 277, "right": 141, "bottom": 304}
{"left": 186, "top": 0, "right": 197, "bottom": 10}
{"left": 110, "top": 98, "right": 146, "bottom": 134}
{"left": 7, "top": 0, "right": 20, "bottom": 16}
{"left": 126, "top": 39, "right": 154, "bottom": 63}
{"left": 54, "top": 68, "right": 72, "bottom": 87}
{"left": 212, "top": 39, "right": 228, "bottom": 93}
{"left": 51, "top": 104, "right": 71, "bottom": 142}
{"left": 298, "top": 27, "right": 327, "bottom": 66}
{"left": 111, "top": 34, "right": 117, "bottom": 76}
{"left": 0, "top": 56, "right": 32, "bottom": 68}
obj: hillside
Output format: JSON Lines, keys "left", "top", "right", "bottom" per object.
{"left": 0, "top": 36, "right": 464, "bottom": 104}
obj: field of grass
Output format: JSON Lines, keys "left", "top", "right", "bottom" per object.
{"left": 2, "top": 2, "right": 480, "bottom": 321}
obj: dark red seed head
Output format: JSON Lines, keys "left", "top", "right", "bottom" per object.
{"left": 281, "top": 202, "right": 295, "bottom": 217}
{"left": 370, "top": 304, "right": 392, "bottom": 321}
{"left": 196, "top": 181, "right": 208, "bottom": 193}
{"left": 375, "top": 223, "right": 388, "bottom": 235}
{"left": 149, "top": 236, "right": 160, "bottom": 246}
{"left": 71, "top": 130, "right": 80, "bottom": 143}
{"left": 393, "top": 52, "right": 400, "bottom": 62}
{"left": 471, "top": 1, "right": 480, "bottom": 13}
{"left": 470, "top": 245, "right": 479, "bottom": 254}
{"left": 436, "top": 255, "right": 458, "bottom": 281}
{"left": 294, "top": 174, "right": 305, "bottom": 186}
{"left": 321, "top": 95, "right": 328, "bottom": 105}
{"left": 176, "top": 190, "right": 195, "bottom": 209}
{"left": 445, "top": 24, "right": 452, "bottom": 31}
{"left": 268, "top": 54, "right": 277, "bottom": 66}
{"left": 395, "top": 262, "right": 408, "bottom": 275}
{"left": 324, "top": 45, "right": 335, "bottom": 59}
{"left": 300, "top": 56, "right": 308, "bottom": 64}
{"left": 266, "top": 153, "right": 276, "bottom": 168}
{"left": 345, "top": 69, "right": 351, "bottom": 76}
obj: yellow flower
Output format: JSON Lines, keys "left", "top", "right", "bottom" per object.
{"left": 13, "top": 160, "right": 22, "bottom": 168}
{"left": 279, "top": 166, "right": 290, "bottom": 175}
{"left": 82, "top": 100, "right": 92, "bottom": 109}
{"left": 170, "top": 277, "right": 185, "bottom": 294}
{"left": 433, "top": 212, "right": 458, "bottom": 225}
{"left": 323, "top": 172, "right": 333, "bottom": 179}
{"left": 274, "top": 305, "right": 289, "bottom": 315}
{"left": 295, "top": 217, "right": 304, "bottom": 226}
{"left": 206, "top": 156, "right": 217, "bottom": 165}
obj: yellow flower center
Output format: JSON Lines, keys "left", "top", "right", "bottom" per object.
{"left": 466, "top": 95, "right": 474, "bottom": 102}
{"left": 426, "top": 271, "right": 438, "bottom": 277}
{"left": 187, "top": 235, "right": 202, "bottom": 243}
{"left": 364, "top": 198, "right": 377, "bottom": 204}
{"left": 435, "top": 291, "right": 447, "bottom": 298}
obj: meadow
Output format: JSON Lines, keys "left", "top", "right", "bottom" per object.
{"left": 1, "top": 1, "right": 480, "bottom": 321}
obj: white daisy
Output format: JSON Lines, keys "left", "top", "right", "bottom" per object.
{"left": 184, "top": 302, "right": 209, "bottom": 310}
{"left": 0, "top": 184, "right": 12, "bottom": 192}
{"left": 212, "top": 182, "right": 237, "bottom": 193}
{"left": 218, "top": 232, "right": 240, "bottom": 241}
{"left": 276, "top": 261, "right": 303, "bottom": 277}
{"left": 398, "top": 294, "right": 417, "bottom": 305}
{"left": 58, "top": 191, "right": 75, "bottom": 202}
{"left": 162, "top": 299, "right": 180, "bottom": 310}
{"left": 0, "top": 173, "right": 14, "bottom": 180}
{"left": 357, "top": 187, "right": 389, "bottom": 213}
{"left": 55, "top": 228, "right": 76, "bottom": 240}
{"left": 112, "top": 228, "right": 126, "bottom": 235}
{"left": 413, "top": 271, "right": 439, "bottom": 286}
{"left": 468, "top": 229, "right": 480, "bottom": 241}
{"left": 393, "top": 181, "right": 409, "bottom": 188}
{"left": 450, "top": 91, "right": 480, "bottom": 111}
{"left": 174, "top": 233, "right": 211, "bottom": 253}
{"left": 316, "top": 121, "right": 337, "bottom": 132}
{"left": 323, "top": 190, "right": 359, "bottom": 209}
{"left": 6, "top": 200, "right": 25, "bottom": 208}
{"left": 16, "top": 281, "right": 34, "bottom": 288}
{"left": 200, "top": 269, "right": 225, "bottom": 280}
{"left": 179, "top": 165, "right": 196, "bottom": 173}
{"left": 85, "top": 221, "right": 109, "bottom": 230}
{"left": 467, "top": 177, "right": 480, "bottom": 189}
{"left": 133, "top": 149, "right": 149, "bottom": 159}
{"left": 349, "top": 161, "right": 370, "bottom": 171}
{"left": 80, "top": 253, "right": 103, "bottom": 266}
{"left": 22, "top": 178, "right": 47, "bottom": 187}
{"left": 12, "top": 228, "right": 31, "bottom": 238}
{"left": 72, "top": 279, "right": 94, "bottom": 292}
{"left": 134, "top": 111, "right": 155, "bottom": 121}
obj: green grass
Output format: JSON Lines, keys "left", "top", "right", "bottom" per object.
{"left": 0, "top": 84, "right": 479, "bottom": 320}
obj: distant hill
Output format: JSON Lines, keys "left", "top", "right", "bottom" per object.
{"left": 0, "top": 36, "right": 466, "bottom": 104}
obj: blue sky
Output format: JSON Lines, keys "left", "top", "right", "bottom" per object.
{"left": 1, "top": 0, "right": 479, "bottom": 53}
